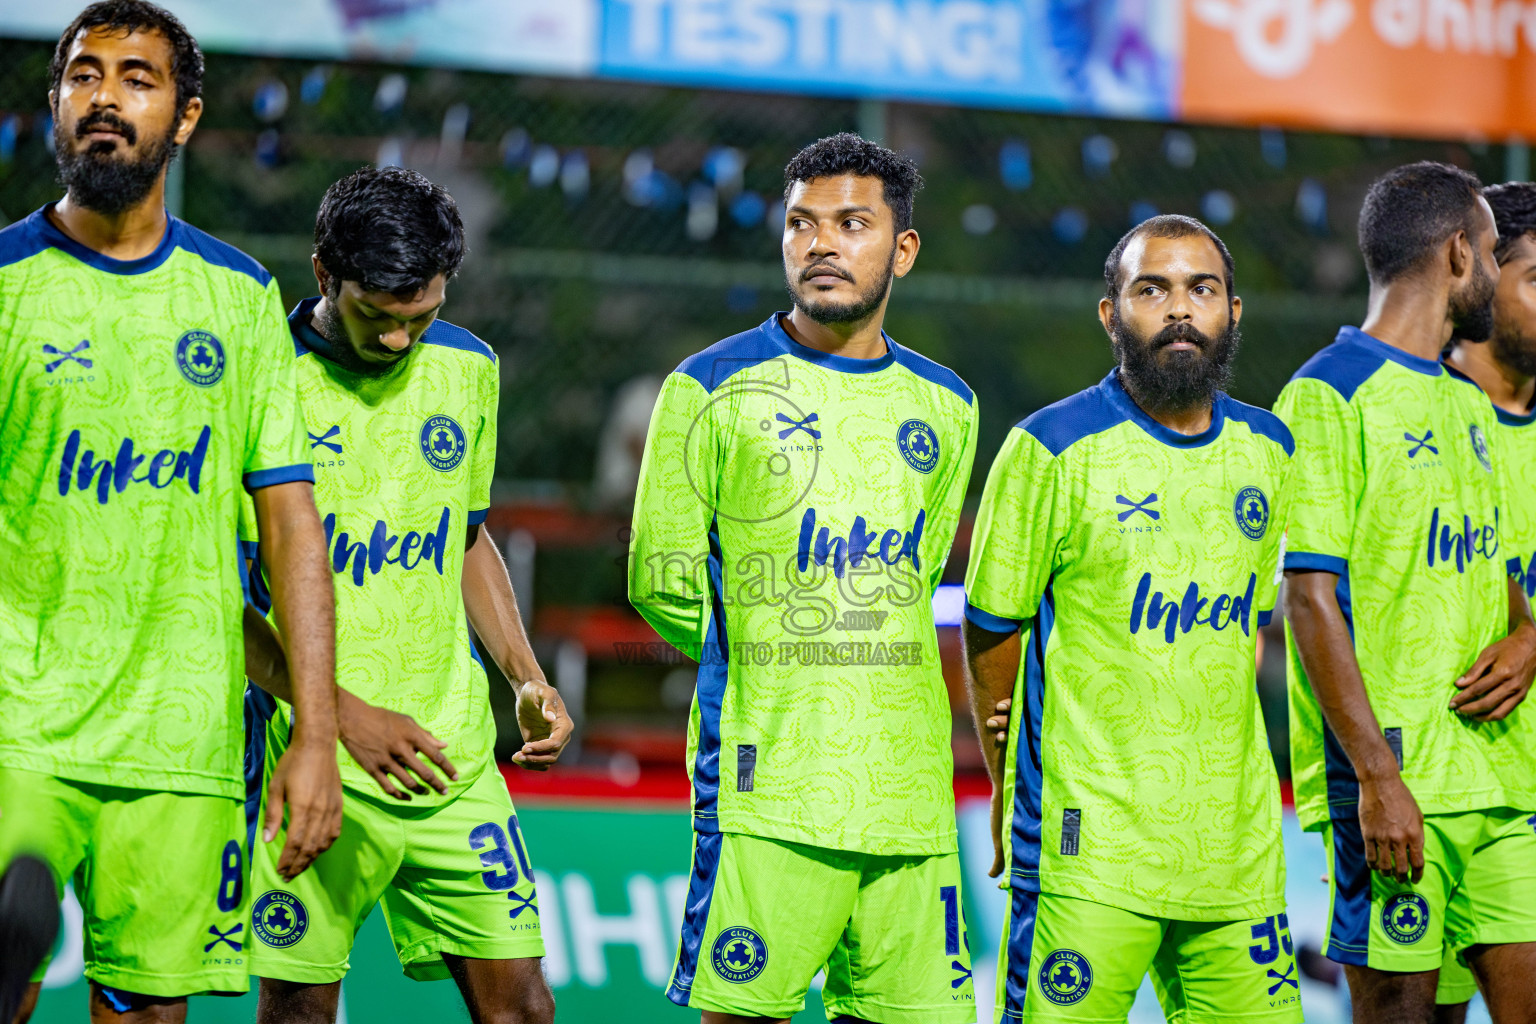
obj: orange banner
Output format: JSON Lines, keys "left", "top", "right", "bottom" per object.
{"left": 1181, "top": 0, "right": 1536, "bottom": 139}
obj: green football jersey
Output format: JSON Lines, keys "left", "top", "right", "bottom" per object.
{"left": 1494, "top": 399, "right": 1536, "bottom": 603}
{"left": 628, "top": 313, "right": 978, "bottom": 856}
{"left": 0, "top": 206, "right": 311, "bottom": 798}
{"left": 244, "top": 298, "right": 500, "bottom": 802}
{"left": 1276, "top": 327, "right": 1534, "bottom": 832}
{"left": 964, "top": 369, "right": 1292, "bottom": 921}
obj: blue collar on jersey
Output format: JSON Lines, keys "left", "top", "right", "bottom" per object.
{"left": 761, "top": 312, "right": 897, "bottom": 374}
{"left": 1442, "top": 358, "right": 1536, "bottom": 425}
{"left": 1101, "top": 367, "right": 1228, "bottom": 449}
{"left": 28, "top": 201, "right": 180, "bottom": 275}
{"left": 1496, "top": 405, "right": 1536, "bottom": 427}
{"left": 287, "top": 294, "right": 399, "bottom": 376}
{"left": 1335, "top": 324, "right": 1443, "bottom": 376}
{"left": 288, "top": 295, "right": 332, "bottom": 357}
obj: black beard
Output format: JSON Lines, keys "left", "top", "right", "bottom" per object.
{"left": 1110, "top": 310, "right": 1241, "bottom": 414}
{"left": 786, "top": 246, "right": 895, "bottom": 326}
{"left": 1490, "top": 322, "right": 1536, "bottom": 379}
{"left": 1449, "top": 257, "right": 1497, "bottom": 344}
{"left": 54, "top": 111, "right": 177, "bottom": 216}
{"left": 312, "top": 299, "right": 405, "bottom": 378}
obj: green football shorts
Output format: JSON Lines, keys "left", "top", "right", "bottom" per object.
{"left": 1434, "top": 944, "right": 1478, "bottom": 1005}
{"left": 0, "top": 766, "right": 249, "bottom": 996}
{"left": 994, "top": 891, "right": 1304, "bottom": 1022}
{"left": 1320, "top": 807, "right": 1536, "bottom": 972}
{"left": 248, "top": 762, "right": 545, "bottom": 983}
{"left": 665, "top": 832, "right": 976, "bottom": 1023}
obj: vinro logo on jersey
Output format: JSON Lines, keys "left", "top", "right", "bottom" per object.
{"left": 309, "top": 425, "right": 344, "bottom": 468}
{"left": 1115, "top": 492, "right": 1163, "bottom": 534}
{"left": 42, "top": 340, "right": 97, "bottom": 386}
{"left": 175, "top": 330, "right": 226, "bottom": 387}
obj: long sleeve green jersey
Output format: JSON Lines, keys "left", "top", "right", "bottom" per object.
{"left": 628, "top": 313, "right": 978, "bottom": 856}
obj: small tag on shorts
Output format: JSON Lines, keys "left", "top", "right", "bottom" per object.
{"left": 1061, "top": 808, "right": 1081, "bottom": 856}
{"left": 1384, "top": 727, "right": 1404, "bottom": 769}
{"left": 737, "top": 744, "right": 757, "bottom": 792}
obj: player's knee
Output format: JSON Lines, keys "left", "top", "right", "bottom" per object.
{"left": 487, "top": 980, "right": 553, "bottom": 1024}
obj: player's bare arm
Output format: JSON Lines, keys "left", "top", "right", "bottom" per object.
{"left": 961, "top": 621, "right": 1020, "bottom": 878}
{"left": 251, "top": 480, "right": 343, "bottom": 880}
{"left": 462, "top": 523, "right": 573, "bottom": 770}
{"left": 1284, "top": 569, "right": 1424, "bottom": 884}
{"left": 241, "top": 602, "right": 458, "bottom": 799}
{"left": 1449, "top": 577, "right": 1536, "bottom": 721}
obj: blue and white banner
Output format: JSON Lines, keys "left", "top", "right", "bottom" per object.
{"left": 598, "top": 0, "right": 1179, "bottom": 118}
{"left": 0, "top": 0, "right": 1176, "bottom": 120}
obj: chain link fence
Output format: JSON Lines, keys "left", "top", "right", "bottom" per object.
{"left": 2, "top": 39, "right": 1523, "bottom": 493}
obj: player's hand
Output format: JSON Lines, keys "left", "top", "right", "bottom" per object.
{"left": 1450, "top": 621, "right": 1536, "bottom": 721}
{"left": 1357, "top": 774, "right": 1424, "bottom": 884}
{"left": 339, "top": 691, "right": 458, "bottom": 800}
{"left": 986, "top": 698, "right": 1011, "bottom": 750}
{"left": 265, "top": 738, "right": 343, "bottom": 881}
{"left": 512, "top": 680, "right": 573, "bottom": 771}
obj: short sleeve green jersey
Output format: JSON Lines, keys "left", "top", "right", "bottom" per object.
{"left": 964, "top": 369, "right": 1292, "bottom": 921}
{"left": 1494, "top": 400, "right": 1536, "bottom": 604}
{"left": 0, "top": 206, "right": 311, "bottom": 798}
{"left": 244, "top": 299, "right": 499, "bottom": 801}
{"left": 1276, "top": 327, "right": 1531, "bottom": 832}
{"left": 628, "top": 314, "right": 978, "bottom": 856}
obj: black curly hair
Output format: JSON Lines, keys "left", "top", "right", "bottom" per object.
{"left": 782, "top": 133, "right": 924, "bottom": 233}
{"left": 1483, "top": 182, "right": 1536, "bottom": 265}
{"left": 49, "top": 1, "right": 203, "bottom": 116}
{"left": 314, "top": 166, "right": 466, "bottom": 297}
{"left": 1358, "top": 162, "right": 1485, "bottom": 285}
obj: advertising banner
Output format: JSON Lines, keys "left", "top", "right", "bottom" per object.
{"left": 596, "top": 0, "right": 1182, "bottom": 119}
{"left": 1181, "top": 0, "right": 1536, "bottom": 139}
{"left": 1, "top": 0, "right": 1531, "bottom": 137}
{"left": 30, "top": 797, "right": 1385, "bottom": 1024}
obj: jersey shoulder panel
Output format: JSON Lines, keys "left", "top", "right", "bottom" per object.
{"left": 419, "top": 317, "right": 497, "bottom": 365}
{"left": 1222, "top": 396, "right": 1295, "bottom": 455}
{"left": 889, "top": 341, "right": 974, "bottom": 405}
{"left": 1017, "top": 378, "right": 1127, "bottom": 457}
{"left": 675, "top": 320, "right": 784, "bottom": 393}
{"left": 0, "top": 213, "right": 47, "bottom": 272}
{"left": 170, "top": 218, "right": 272, "bottom": 288}
{"left": 1289, "top": 341, "right": 1385, "bottom": 401}
{"left": 1288, "top": 326, "right": 1444, "bottom": 401}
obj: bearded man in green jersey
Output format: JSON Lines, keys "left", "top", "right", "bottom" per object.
{"left": 237, "top": 167, "right": 573, "bottom": 1024}
{"left": 0, "top": 3, "right": 342, "bottom": 1022}
{"left": 629, "top": 133, "right": 979, "bottom": 1024}
{"left": 964, "top": 216, "right": 1299, "bottom": 1022}
{"left": 1277, "top": 162, "right": 1536, "bottom": 1023}
{"left": 1433, "top": 181, "right": 1536, "bottom": 1023}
